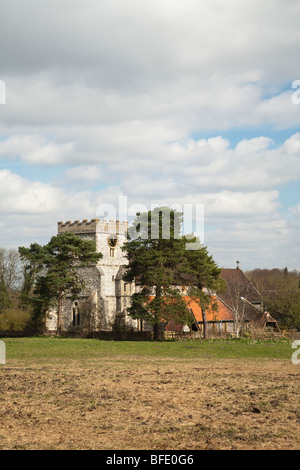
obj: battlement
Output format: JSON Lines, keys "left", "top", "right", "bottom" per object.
{"left": 57, "top": 219, "right": 128, "bottom": 235}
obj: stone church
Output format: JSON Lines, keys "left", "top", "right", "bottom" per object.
{"left": 46, "top": 219, "right": 140, "bottom": 334}
{"left": 45, "top": 219, "right": 274, "bottom": 337}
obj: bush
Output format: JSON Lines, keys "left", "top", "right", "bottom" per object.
{"left": 0, "top": 307, "right": 31, "bottom": 331}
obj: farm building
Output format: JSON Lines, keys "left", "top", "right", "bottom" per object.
{"left": 218, "top": 268, "right": 279, "bottom": 331}
{"left": 161, "top": 269, "right": 279, "bottom": 337}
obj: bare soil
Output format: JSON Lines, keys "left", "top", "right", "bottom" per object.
{"left": 0, "top": 357, "right": 299, "bottom": 450}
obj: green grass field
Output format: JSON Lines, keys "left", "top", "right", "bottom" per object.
{"left": 1, "top": 336, "right": 294, "bottom": 364}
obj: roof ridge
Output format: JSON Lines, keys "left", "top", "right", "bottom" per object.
{"left": 238, "top": 268, "right": 262, "bottom": 298}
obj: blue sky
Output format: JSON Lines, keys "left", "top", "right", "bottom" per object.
{"left": 0, "top": 0, "right": 300, "bottom": 270}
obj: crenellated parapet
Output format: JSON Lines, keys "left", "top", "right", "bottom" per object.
{"left": 57, "top": 219, "right": 128, "bottom": 235}
{"left": 58, "top": 219, "right": 99, "bottom": 234}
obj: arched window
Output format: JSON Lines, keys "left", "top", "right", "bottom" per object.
{"left": 72, "top": 302, "right": 80, "bottom": 327}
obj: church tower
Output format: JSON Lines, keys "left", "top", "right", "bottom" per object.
{"left": 46, "top": 219, "right": 137, "bottom": 333}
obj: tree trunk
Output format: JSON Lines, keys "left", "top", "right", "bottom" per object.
{"left": 201, "top": 307, "right": 208, "bottom": 339}
{"left": 153, "top": 285, "right": 162, "bottom": 341}
{"left": 57, "top": 293, "right": 63, "bottom": 336}
{"left": 234, "top": 311, "right": 239, "bottom": 338}
{"left": 153, "top": 322, "right": 160, "bottom": 341}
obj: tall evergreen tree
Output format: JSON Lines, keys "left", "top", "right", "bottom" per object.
{"left": 19, "top": 233, "right": 102, "bottom": 335}
{"left": 122, "top": 207, "right": 222, "bottom": 340}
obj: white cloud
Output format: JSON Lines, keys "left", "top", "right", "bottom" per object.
{"left": 64, "top": 165, "right": 102, "bottom": 183}
{"left": 200, "top": 191, "right": 280, "bottom": 217}
{"left": 2, "top": 0, "right": 300, "bottom": 84}
{"left": 0, "top": 135, "right": 74, "bottom": 165}
{"left": 0, "top": 0, "right": 300, "bottom": 269}
{"left": 1, "top": 132, "right": 300, "bottom": 193}
{"left": 290, "top": 202, "right": 300, "bottom": 218}
{"left": 0, "top": 170, "right": 63, "bottom": 214}
{"left": 0, "top": 167, "right": 298, "bottom": 270}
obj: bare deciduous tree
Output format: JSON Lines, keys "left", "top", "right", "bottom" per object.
{"left": 0, "top": 248, "right": 22, "bottom": 313}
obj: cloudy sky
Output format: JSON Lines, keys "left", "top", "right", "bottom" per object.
{"left": 0, "top": 0, "right": 300, "bottom": 270}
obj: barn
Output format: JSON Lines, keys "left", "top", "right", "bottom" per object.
{"left": 161, "top": 268, "right": 279, "bottom": 338}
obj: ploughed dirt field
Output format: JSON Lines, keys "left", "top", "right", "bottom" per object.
{"left": 0, "top": 347, "right": 299, "bottom": 450}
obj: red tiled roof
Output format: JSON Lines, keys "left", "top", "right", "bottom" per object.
{"left": 184, "top": 296, "right": 234, "bottom": 322}
{"left": 146, "top": 295, "right": 234, "bottom": 323}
